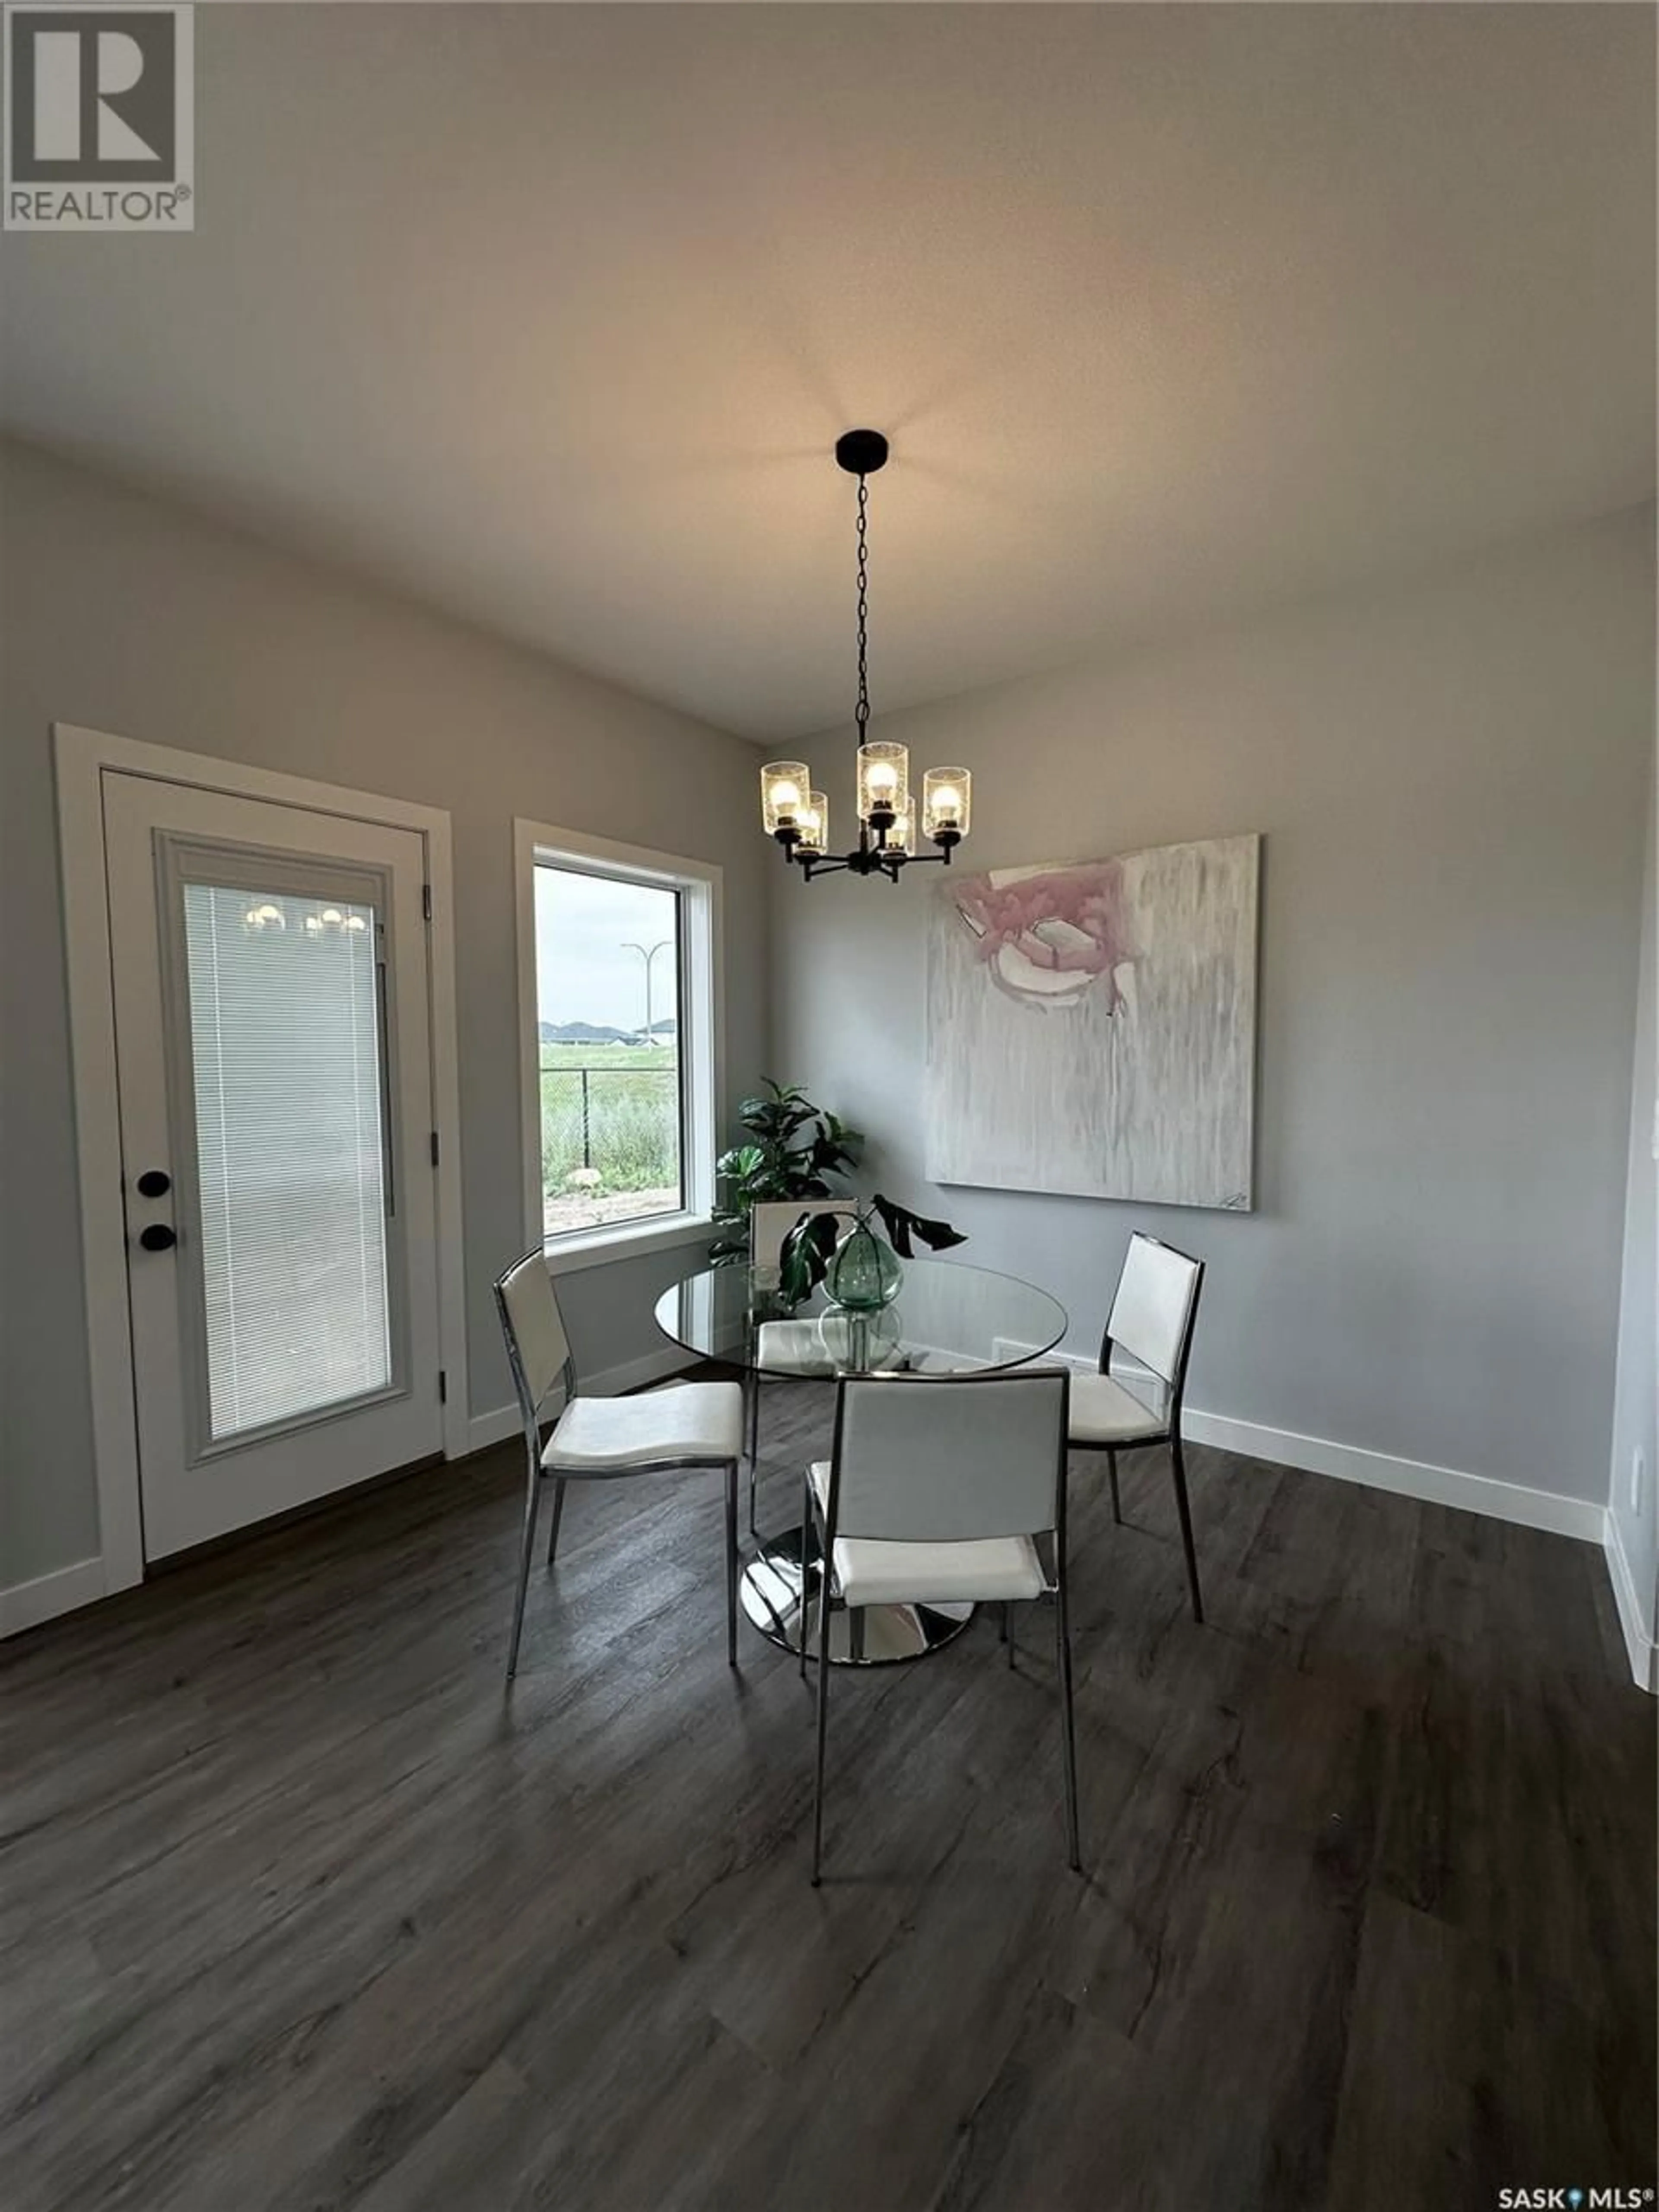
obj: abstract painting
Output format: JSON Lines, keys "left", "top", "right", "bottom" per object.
{"left": 924, "top": 833, "right": 1260, "bottom": 1210}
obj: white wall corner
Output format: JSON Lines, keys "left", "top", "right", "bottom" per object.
{"left": 1603, "top": 1508, "right": 1658, "bottom": 1693}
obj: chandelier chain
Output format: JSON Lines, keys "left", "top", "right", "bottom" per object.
{"left": 854, "top": 474, "right": 871, "bottom": 743}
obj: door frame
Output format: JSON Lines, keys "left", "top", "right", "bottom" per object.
{"left": 54, "top": 723, "right": 470, "bottom": 1599}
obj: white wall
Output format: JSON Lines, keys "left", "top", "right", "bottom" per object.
{"left": 771, "top": 507, "right": 1656, "bottom": 1521}
{"left": 1606, "top": 798, "right": 1657, "bottom": 1684}
{"left": 0, "top": 437, "right": 768, "bottom": 1592}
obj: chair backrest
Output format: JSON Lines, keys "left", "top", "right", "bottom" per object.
{"left": 750, "top": 1199, "right": 861, "bottom": 1271}
{"left": 826, "top": 1368, "right": 1070, "bottom": 1545}
{"left": 494, "top": 1248, "right": 573, "bottom": 1423}
{"left": 1103, "top": 1233, "right": 1204, "bottom": 1392}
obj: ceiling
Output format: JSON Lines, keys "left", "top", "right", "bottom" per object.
{"left": 2, "top": 3, "right": 1652, "bottom": 743}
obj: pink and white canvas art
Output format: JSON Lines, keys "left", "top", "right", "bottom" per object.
{"left": 925, "top": 833, "right": 1260, "bottom": 1210}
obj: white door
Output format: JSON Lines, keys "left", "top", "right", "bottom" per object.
{"left": 103, "top": 772, "right": 444, "bottom": 1559}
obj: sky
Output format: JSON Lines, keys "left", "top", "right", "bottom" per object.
{"left": 534, "top": 865, "right": 679, "bottom": 1031}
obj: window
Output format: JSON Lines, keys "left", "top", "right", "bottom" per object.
{"left": 516, "top": 822, "right": 720, "bottom": 1259}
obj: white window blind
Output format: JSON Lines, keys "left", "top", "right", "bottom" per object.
{"left": 182, "top": 884, "right": 392, "bottom": 1441}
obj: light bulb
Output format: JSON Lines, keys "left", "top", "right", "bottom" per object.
{"left": 762, "top": 760, "right": 814, "bottom": 845}
{"left": 866, "top": 764, "right": 896, "bottom": 795}
{"left": 923, "top": 766, "right": 971, "bottom": 843}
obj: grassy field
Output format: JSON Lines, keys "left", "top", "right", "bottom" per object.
{"left": 539, "top": 1043, "right": 679, "bottom": 1197}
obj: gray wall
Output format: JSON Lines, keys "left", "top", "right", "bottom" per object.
{"left": 0, "top": 437, "right": 769, "bottom": 1588}
{"left": 770, "top": 506, "right": 1656, "bottom": 1506}
{"left": 1608, "top": 798, "right": 1657, "bottom": 1665}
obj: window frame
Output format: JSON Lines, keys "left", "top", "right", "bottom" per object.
{"left": 514, "top": 818, "right": 723, "bottom": 1276}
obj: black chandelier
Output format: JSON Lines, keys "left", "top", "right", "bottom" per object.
{"left": 761, "top": 430, "right": 972, "bottom": 883}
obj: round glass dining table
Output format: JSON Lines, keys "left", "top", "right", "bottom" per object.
{"left": 654, "top": 1259, "right": 1068, "bottom": 1665}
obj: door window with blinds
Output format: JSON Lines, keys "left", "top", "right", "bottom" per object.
{"left": 164, "top": 844, "right": 405, "bottom": 1450}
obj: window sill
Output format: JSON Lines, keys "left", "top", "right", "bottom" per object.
{"left": 543, "top": 1211, "right": 715, "bottom": 1279}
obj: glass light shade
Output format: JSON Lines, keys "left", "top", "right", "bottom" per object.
{"left": 922, "top": 766, "right": 972, "bottom": 842}
{"left": 795, "top": 789, "right": 829, "bottom": 857}
{"left": 884, "top": 797, "right": 917, "bottom": 856}
{"left": 857, "top": 741, "right": 909, "bottom": 831}
{"left": 761, "top": 760, "right": 811, "bottom": 837}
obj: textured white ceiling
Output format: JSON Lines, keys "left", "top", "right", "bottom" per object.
{"left": 2, "top": 3, "right": 1652, "bottom": 742}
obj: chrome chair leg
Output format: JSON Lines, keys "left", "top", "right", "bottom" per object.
{"left": 1105, "top": 1446, "right": 1122, "bottom": 1525}
{"left": 744, "top": 1371, "right": 763, "bottom": 1539}
{"left": 506, "top": 1443, "right": 543, "bottom": 1683}
{"left": 811, "top": 1563, "right": 834, "bottom": 1885}
{"left": 1169, "top": 1436, "right": 1204, "bottom": 1624}
{"left": 725, "top": 1460, "right": 739, "bottom": 1667}
{"left": 798, "top": 1466, "right": 813, "bottom": 1680}
{"left": 544, "top": 1473, "right": 568, "bottom": 1567}
{"left": 1055, "top": 1584, "right": 1081, "bottom": 1872}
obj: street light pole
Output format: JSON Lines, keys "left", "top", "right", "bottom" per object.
{"left": 621, "top": 939, "right": 673, "bottom": 1048}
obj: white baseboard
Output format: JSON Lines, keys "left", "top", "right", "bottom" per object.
{"left": 1603, "top": 1510, "right": 1658, "bottom": 1693}
{"left": 466, "top": 1405, "right": 523, "bottom": 1455}
{"left": 465, "top": 1344, "right": 696, "bottom": 1456}
{"left": 585, "top": 1343, "right": 698, "bottom": 1398}
{"left": 0, "top": 1557, "right": 106, "bottom": 1639}
{"left": 995, "top": 1341, "right": 1605, "bottom": 1545}
{"left": 1180, "top": 1407, "right": 1605, "bottom": 1543}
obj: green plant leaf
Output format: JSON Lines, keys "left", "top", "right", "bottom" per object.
{"left": 871, "top": 1193, "right": 966, "bottom": 1259}
{"left": 779, "top": 1211, "right": 840, "bottom": 1304}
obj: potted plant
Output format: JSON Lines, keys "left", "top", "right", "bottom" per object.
{"left": 709, "top": 1080, "right": 863, "bottom": 1262}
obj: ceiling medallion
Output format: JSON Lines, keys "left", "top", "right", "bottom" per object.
{"left": 760, "top": 430, "right": 971, "bottom": 883}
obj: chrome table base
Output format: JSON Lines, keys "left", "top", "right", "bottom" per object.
{"left": 740, "top": 1523, "right": 973, "bottom": 1665}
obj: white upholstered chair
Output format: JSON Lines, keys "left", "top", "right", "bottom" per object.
{"left": 493, "top": 1249, "right": 744, "bottom": 1681}
{"left": 748, "top": 1198, "right": 861, "bottom": 1275}
{"left": 1070, "top": 1233, "right": 1206, "bottom": 1622}
{"left": 800, "top": 1367, "right": 1079, "bottom": 1884}
{"left": 741, "top": 1199, "right": 862, "bottom": 1482}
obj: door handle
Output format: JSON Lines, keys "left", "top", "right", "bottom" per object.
{"left": 137, "top": 1169, "right": 172, "bottom": 1198}
{"left": 138, "top": 1223, "right": 177, "bottom": 1252}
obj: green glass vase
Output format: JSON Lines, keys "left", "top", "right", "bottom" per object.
{"left": 825, "top": 1219, "right": 903, "bottom": 1312}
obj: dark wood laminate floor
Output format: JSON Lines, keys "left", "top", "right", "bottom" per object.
{"left": 3, "top": 1382, "right": 1654, "bottom": 2212}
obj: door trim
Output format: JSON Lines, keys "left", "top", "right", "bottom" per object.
{"left": 53, "top": 722, "right": 469, "bottom": 1603}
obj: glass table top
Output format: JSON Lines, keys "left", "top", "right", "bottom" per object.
{"left": 654, "top": 1258, "right": 1067, "bottom": 1378}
